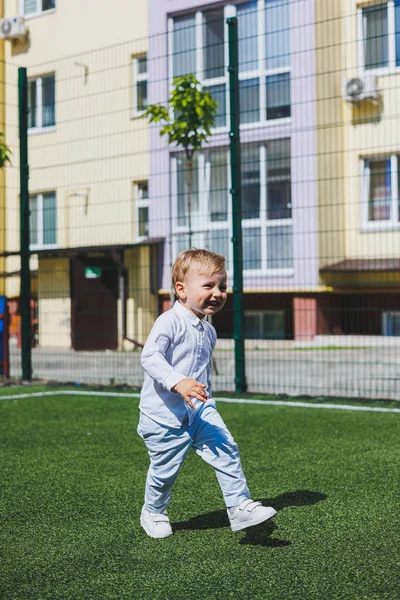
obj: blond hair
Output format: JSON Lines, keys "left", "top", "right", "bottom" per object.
{"left": 172, "top": 249, "right": 226, "bottom": 289}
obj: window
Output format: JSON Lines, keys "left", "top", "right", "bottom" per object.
{"left": 170, "top": 0, "right": 291, "bottom": 129}
{"left": 203, "top": 8, "right": 225, "bottom": 79}
{"left": 383, "top": 311, "right": 400, "bottom": 335}
{"left": 174, "top": 149, "right": 230, "bottom": 262}
{"left": 241, "top": 140, "right": 293, "bottom": 270}
{"left": 267, "top": 138, "right": 292, "bottom": 220}
{"left": 176, "top": 153, "right": 200, "bottom": 228}
{"left": 265, "top": 0, "right": 290, "bottom": 69}
{"left": 23, "top": 0, "right": 55, "bottom": 17}
{"left": 134, "top": 182, "right": 149, "bottom": 240}
{"left": 132, "top": 54, "right": 148, "bottom": 115}
{"left": 266, "top": 72, "right": 290, "bottom": 120}
{"left": 240, "top": 78, "right": 260, "bottom": 124}
{"left": 30, "top": 192, "right": 57, "bottom": 248}
{"left": 242, "top": 144, "right": 261, "bottom": 219}
{"left": 361, "top": 1, "right": 400, "bottom": 70}
{"left": 245, "top": 310, "right": 285, "bottom": 339}
{"left": 28, "top": 73, "right": 55, "bottom": 131}
{"left": 207, "top": 149, "right": 229, "bottom": 222}
{"left": 202, "top": 6, "right": 227, "bottom": 128}
{"left": 243, "top": 227, "right": 262, "bottom": 269}
{"left": 266, "top": 224, "right": 293, "bottom": 269}
{"left": 363, "top": 155, "right": 399, "bottom": 224}
{"left": 172, "top": 140, "right": 293, "bottom": 272}
{"left": 238, "top": 0, "right": 291, "bottom": 123}
{"left": 173, "top": 14, "right": 196, "bottom": 78}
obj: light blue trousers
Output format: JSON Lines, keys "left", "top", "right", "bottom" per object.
{"left": 137, "top": 404, "right": 250, "bottom": 513}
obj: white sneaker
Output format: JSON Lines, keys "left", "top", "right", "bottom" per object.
{"left": 228, "top": 499, "right": 277, "bottom": 532}
{"left": 140, "top": 506, "right": 173, "bottom": 538}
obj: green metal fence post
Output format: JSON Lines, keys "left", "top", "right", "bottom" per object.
{"left": 227, "top": 17, "right": 247, "bottom": 394}
{"left": 18, "top": 67, "right": 32, "bottom": 380}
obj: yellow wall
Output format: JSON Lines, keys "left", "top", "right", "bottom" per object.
{"left": 124, "top": 247, "right": 157, "bottom": 348}
{"left": 38, "top": 257, "right": 70, "bottom": 347}
{"left": 4, "top": 0, "right": 148, "bottom": 259}
{"left": 3, "top": 0, "right": 154, "bottom": 346}
{"left": 315, "top": 0, "right": 346, "bottom": 269}
{"left": 321, "top": 270, "right": 400, "bottom": 290}
{"left": 316, "top": 0, "right": 400, "bottom": 278}
{"left": 343, "top": 1, "right": 400, "bottom": 260}
{"left": 343, "top": 0, "right": 400, "bottom": 258}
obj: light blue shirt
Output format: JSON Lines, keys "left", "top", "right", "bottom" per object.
{"left": 139, "top": 301, "right": 217, "bottom": 428}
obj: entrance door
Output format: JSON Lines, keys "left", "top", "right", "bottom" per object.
{"left": 71, "top": 257, "right": 118, "bottom": 351}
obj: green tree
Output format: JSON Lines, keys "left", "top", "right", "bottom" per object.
{"left": 0, "top": 133, "right": 12, "bottom": 169}
{"left": 145, "top": 74, "right": 218, "bottom": 248}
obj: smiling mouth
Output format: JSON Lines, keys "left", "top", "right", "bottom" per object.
{"left": 206, "top": 302, "right": 219, "bottom": 308}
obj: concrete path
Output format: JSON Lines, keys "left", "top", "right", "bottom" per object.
{"left": 8, "top": 341, "right": 400, "bottom": 401}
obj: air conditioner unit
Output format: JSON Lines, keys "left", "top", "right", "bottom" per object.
{"left": 343, "top": 75, "right": 379, "bottom": 103}
{"left": 0, "top": 17, "right": 27, "bottom": 41}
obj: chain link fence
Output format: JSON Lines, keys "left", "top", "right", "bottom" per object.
{"left": 1, "top": 1, "right": 400, "bottom": 399}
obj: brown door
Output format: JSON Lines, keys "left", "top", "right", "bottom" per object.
{"left": 71, "top": 257, "right": 118, "bottom": 351}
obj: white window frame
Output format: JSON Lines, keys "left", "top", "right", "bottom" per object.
{"left": 243, "top": 142, "right": 293, "bottom": 275}
{"left": 28, "top": 73, "right": 56, "bottom": 134}
{"left": 382, "top": 311, "right": 400, "bottom": 335}
{"left": 30, "top": 192, "right": 57, "bottom": 250}
{"left": 358, "top": 1, "right": 400, "bottom": 75}
{"left": 168, "top": 1, "right": 291, "bottom": 134}
{"left": 134, "top": 181, "right": 149, "bottom": 241}
{"left": 171, "top": 142, "right": 293, "bottom": 275}
{"left": 361, "top": 154, "right": 400, "bottom": 230}
{"left": 20, "top": 0, "right": 56, "bottom": 18}
{"left": 131, "top": 54, "right": 148, "bottom": 118}
{"left": 238, "top": 0, "right": 291, "bottom": 128}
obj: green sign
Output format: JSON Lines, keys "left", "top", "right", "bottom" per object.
{"left": 85, "top": 266, "right": 102, "bottom": 279}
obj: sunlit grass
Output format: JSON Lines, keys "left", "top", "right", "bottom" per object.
{"left": 1, "top": 388, "right": 399, "bottom": 599}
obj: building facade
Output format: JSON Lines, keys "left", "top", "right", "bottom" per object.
{"left": 2, "top": 0, "right": 399, "bottom": 348}
{"left": 0, "top": 0, "right": 5, "bottom": 297}
{"left": 317, "top": 0, "right": 400, "bottom": 337}
{"left": 148, "top": 0, "right": 400, "bottom": 341}
{"left": 148, "top": 0, "right": 320, "bottom": 340}
{"left": 3, "top": 0, "right": 159, "bottom": 349}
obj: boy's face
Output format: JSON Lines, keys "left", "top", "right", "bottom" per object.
{"left": 175, "top": 269, "right": 228, "bottom": 319}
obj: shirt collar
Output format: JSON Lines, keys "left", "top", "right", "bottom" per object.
{"left": 173, "top": 301, "right": 206, "bottom": 327}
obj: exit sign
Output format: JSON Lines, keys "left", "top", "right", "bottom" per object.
{"left": 85, "top": 266, "right": 102, "bottom": 279}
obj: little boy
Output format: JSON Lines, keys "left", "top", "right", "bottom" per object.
{"left": 138, "top": 249, "right": 276, "bottom": 538}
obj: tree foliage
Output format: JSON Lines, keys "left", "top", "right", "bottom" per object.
{"left": 0, "top": 133, "right": 12, "bottom": 169}
{"left": 144, "top": 74, "right": 218, "bottom": 160}
{"left": 144, "top": 74, "right": 218, "bottom": 248}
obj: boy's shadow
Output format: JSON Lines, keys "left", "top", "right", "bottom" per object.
{"left": 173, "top": 490, "right": 327, "bottom": 546}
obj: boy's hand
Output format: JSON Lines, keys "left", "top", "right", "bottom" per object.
{"left": 172, "top": 378, "right": 208, "bottom": 409}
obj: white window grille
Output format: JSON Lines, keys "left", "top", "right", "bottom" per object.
{"left": 28, "top": 73, "right": 55, "bottom": 132}
{"left": 169, "top": 0, "right": 291, "bottom": 130}
{"left": 134, "top": 182, "right": 149, "bottom": 241}
{"left": 132, "top": 54, "right": 148, "bottom": 116}
{"left": 172, "top": 140, "right": 293, "bottom": 274}
{"left": 30, "top": 192, "right": 57, "bottom": 249}
{"left": 22, "top": 0, "right": 55, "bottom": 17}
{"left": 362, "top": 155, "right": 399, "bottom": 227}
{"left": 359, "top": 1, "right": 400, "bottom": 72}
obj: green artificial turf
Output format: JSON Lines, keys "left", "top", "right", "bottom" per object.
{"left": 0, "top": 390, "right": 399, "bottom": 599}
